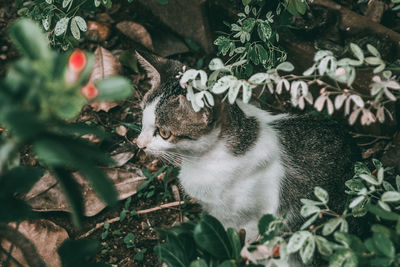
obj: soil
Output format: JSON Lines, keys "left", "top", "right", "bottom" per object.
{"left": 0, "top": 0, "right": 399, "bottom": 266}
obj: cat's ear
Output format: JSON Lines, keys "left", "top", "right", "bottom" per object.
{"left": 135, "top": 50, "right": 184, "bottom": 94}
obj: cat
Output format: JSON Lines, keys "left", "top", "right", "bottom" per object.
{"left": 135, "top": 51, "right": 359, "bottom": 265}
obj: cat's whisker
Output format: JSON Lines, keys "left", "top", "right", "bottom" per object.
{"left": 164, "top": 151, "right": 196, "bottom": 165}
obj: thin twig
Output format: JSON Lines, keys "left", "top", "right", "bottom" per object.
{"left": 78, "top": 201, "right": 184, "bottom": 239}
{"left": 350, "top": 132, "right": 392, "bottom": 140}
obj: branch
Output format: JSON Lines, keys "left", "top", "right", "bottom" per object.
{"left": 78, "top": 201, "right": 184, "bottom": 239}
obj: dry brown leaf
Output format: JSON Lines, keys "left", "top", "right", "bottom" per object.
{"left": 115, "top": 125, "right": 128, "bottom": 137}
{"left": 88, "top": 46, "right": 123, "bottom": 112}
{"left": 25, "top": 168, "right": 146, "bottom": 217}
{"left": 116, "top": 21, "right": 154, "bottom": 51}
{"left": 1, "top": 220, "right": 69, "bottom": 267}
{"left": 86, "top": 21, "right": 111, "bottom": 42}
{"left": 111, "top": 151, "right": 134, "bottom": 167}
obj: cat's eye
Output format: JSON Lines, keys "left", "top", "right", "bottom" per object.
{"left": 158, "top": 128, "right": 172, "bottom": 139}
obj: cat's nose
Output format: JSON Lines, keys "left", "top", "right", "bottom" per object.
{"left": 136, "top": 139, "right": 146, "bottom": 150}
{"left": 136, "top": 134, "right": 149, "bottom": 150}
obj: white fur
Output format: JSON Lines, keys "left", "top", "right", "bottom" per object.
{"left": 180, "top": 101, "right": 286, "bottom": 240}
{"left": 140, "top": 99, "right": 287, "bottom": 241}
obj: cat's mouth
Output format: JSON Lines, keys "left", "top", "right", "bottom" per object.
{"left": 143, "top": 149, "right": 182, "bottom": 167}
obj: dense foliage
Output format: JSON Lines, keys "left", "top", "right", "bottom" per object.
{"left": 0, "top": 18, "right": 133, "bottom": 265}
{"left": 155, "top": 160, "right": 400, "bottom": 266}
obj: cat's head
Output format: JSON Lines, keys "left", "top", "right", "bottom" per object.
{"left": 135, "top": 52, "right": 220, "bottom": 159}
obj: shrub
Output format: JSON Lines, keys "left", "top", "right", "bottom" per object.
{"left": 155, "top": 160, "right": 400, "bottom": 266}
{"left": 0, "top": 18, "right": 133, "bottom": 264}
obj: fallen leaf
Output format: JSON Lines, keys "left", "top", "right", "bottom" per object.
{"left": 111, "top": 151, "right": 134, "bottom": 167}
{"left": 25, "top": 168, "right": 146, "bottom": 217}
{"left": 115, "top": 125, "right": 128, "bottom": 137}
{"left": 116, "top": 21, "right": 154, "bottom": 51}
{"left": 89, "top": 101, "right": 118, "bottom": 112}
{"left": 88, "top": 46, "right": 123, "bottom": 112}
{"left": 1, "top": 220, "right": 69, "bottom": 267}
{"left": 86, "top": 21, "right": 111, "bottom": 42}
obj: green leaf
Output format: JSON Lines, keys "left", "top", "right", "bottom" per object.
{"left": 300, "top": 213, "right": 318, "bottom": 230}
{"left": 349, "top": 195, "right": 365, "bottom": 209}
{"left": 194, "top": 214, "right": 232, "bottom": 259}
{"left": 396, "top": 175, "right": 400, "bottom": 191}
{"left": 80, "top": 166, "right": 118, "bottom": 207}
{"left": 300, "top": 205, "right": 320, "bottom": 217}
{"left": 59, "top": 239, "right": 107, "bottom": 267}
{"left": 258, "top": 214, "right": 275, "bottom": 234}
{"left": 8, "top": 19, "right": 50, "bottom": 61}
{"left": 190, "top": 259, "right": 208, "bottom": 267}
{"left": 123, "top": 233, "right": 135, "bottom": 248}
{"left": 0, "top": 197, "right": 37, "bottom": 223}
{"left": 349, "top": 43, "right": 364, "bottom": 63}
{"left": 154, "top": 233, "right": 191, "bottom": 267}
{"left": 53, "top": 168, "right": 84, "bottom": 228}
{"left": 218, "top": 260, "right": 236, "bottom": 267}
{"left": 345, "top": 179, "right": 365, "bottom": 192}
{"left": 257, "top": 21, "right": 272, "bottom": 42}
{"left": 276, "top": 62, "right": 294, "bottom": 72}
{"left": 322, "top": 218, "right": 341, "bottom": 236}
{"left": 133, "top": 248, "right": 147, "bottom": 261}
{"left": 300, "top": 199, "right": 323, "bottom": 206}
{"left": 156, "top": 0, "right": 168, "bottom": 4}
{"left": 34, "top": 137, "right": 117, "bottom": 206}
{"left": 241, "top": 18, "right": 256, "bottom": 33}
{"left": 257, "top": 45, "right": 268, "bottom": 65}
{"left": 287, "top": 231, "right": 312, "bottom": 254}
{"left": 299, "top": 234, "right": 315, "bottom": 264}
{"left": 62, "top": 0, "right": 72, "bottom": 8}
{"left": 227, "top": 228, "right": 242, "bottom": 260}
{"left": 367, "top": 44, "right": 380, "bottom": 57}
{"left": 359, "top": 174, "right": 379, "bottom": 185}
{"left": 285, "top": 0, "right": 307, "bottom": 15}
{"left": 214, "top": 36, "right": 231, "bottom": 56}
{"left": 381, "top": 191, "right": 400, "bottom": 202}
{"left": 0, "top": 166, "right": 44, "bottom": 195}
{"left": 382, "top": 181, "right": 395, "bottom": 191}
{"left": 54, "top": 122, "right": 108, "bottom": 139}
{"left": 329, "top": 249, "right": 358, "bottom": 267}
{"left": 70, "top": 17, "right": 81, "bottom": 40}
{"left": 248, "top": 45, "right": 259, "bottom": 65}
{"left": 314, "top": 187, "right": 329, "bottom": 204}
{"left": 373, "top": 232, "right": 395, "bottom": 258}
{"left": 95, "top": 76, "right": 134, "bottom": 101}
{"left": 55, "top": 17, "right": 70, "bottom": 36}
{"left": 354, "top": 162, "right": 370, "bottom": 175}
{"left": 315, "top": 236, "right": 332, "bottom": 256}
{"left": 3, "top": 110, "right": 44, "bottom": 141}
{"left": 73, "top": 16, "right": 87, "bottom": 31}
{"left": 366, "top": 203, "right": 399, "bottom": 221}
{"left": 242, "top": 0, "right": 251, "bottom": 5}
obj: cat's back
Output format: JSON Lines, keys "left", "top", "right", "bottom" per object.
{"left": 270, "top": 114, "right": 360, "bottom": 229}
{"left": 272, "top": 114, "right": 359, "bottom": 168}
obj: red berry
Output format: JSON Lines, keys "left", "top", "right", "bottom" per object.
{"left": 69, "top": 50, "right": 86, "bottom": 72}
{"left": 81, "top": 84, "right": 98, "bottom": 100}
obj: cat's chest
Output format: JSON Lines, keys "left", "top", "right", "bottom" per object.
{"left": 178, "top": 142, "right": 284, "bottom": 214}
